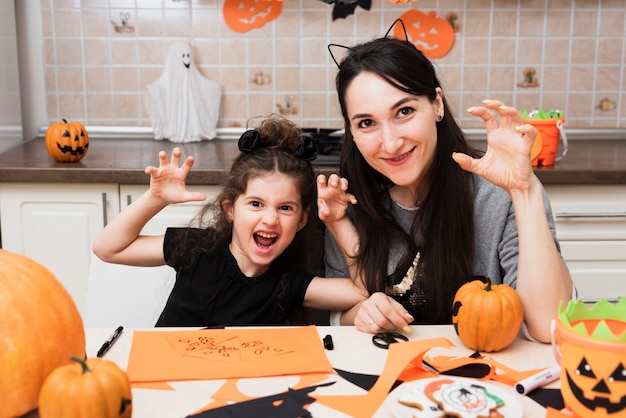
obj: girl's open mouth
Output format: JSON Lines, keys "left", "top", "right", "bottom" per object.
{"left": 254, "top": 232, "right": 278, "bottom": 249}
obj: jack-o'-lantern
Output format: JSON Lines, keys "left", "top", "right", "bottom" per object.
{"left": 45, "top": 119, "right": 89, "bottom": 162}
{"left": 451, "top": 276, "right": 523, "bottom": 352}
{"left": 553, "top": 298, "right": 626, "bottom": 418}
{"left": 223, "top": 0, "right": 283, "bottom": 33}
{"left": 395, "top": 10, "right": 455, "bottom": 59}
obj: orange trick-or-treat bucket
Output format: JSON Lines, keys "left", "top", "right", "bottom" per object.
{"left": 527, "top": 117, "right": 567, "bottom": 167}
{"left": 552, "top": 298, "right": 626, "bottom": 418}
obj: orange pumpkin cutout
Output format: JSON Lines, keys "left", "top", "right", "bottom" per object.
{"left": 45, "top": 119, "right": 89, "bottom": 162}
{"left": 395, "top": 10, "right": 455, "bottom": 59}
{"left": 223, "top": 0, "right": 283, "bottom": 33}
{"left": 553, "top": 299, "right": 626, "bottom": 418}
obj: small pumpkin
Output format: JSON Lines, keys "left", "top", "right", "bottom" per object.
{"left": 451, "top": 276, "right": 524, "bottom": 352}
{"left": 0, "top": 249, "right": 85, "bottom": 417}
{"left": 39, "top": 356, "right": 132, "bottom": 418}
{"left": 45, "top": 118, "right": 89, "bottom": 162}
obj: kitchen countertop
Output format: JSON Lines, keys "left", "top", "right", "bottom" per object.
{"left": 0, "top": 136, "right": 625, "bottom": 185}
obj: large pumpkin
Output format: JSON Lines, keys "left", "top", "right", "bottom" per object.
{"left": 0, "top": 249, "right": 85, "bottom": 417}
{"left": 39, "top": 356, "right": 132, "bottom": 418}
{"left": 451, "top": 277, "right": 524, "bottom": 352}
{"left": 223, "top": 0, "right": 283, "bottom": 33}
{"left": 45, "top": 118, "right": 89, "bottom": 162}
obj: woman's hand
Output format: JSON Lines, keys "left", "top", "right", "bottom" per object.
{"left": 453, "top": 100, "right": 538, "bottom": 194}
{"left": 352, "top": 292, "right": 414, "bottom": 334}
{"left": 317, "top": 174, "right": 357, "bottom": 224}
{"left": 145, "top": 147, "right": 207, "bottom": 205}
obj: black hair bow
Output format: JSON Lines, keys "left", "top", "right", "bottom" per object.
{"left": 295, "top": 137, "right": 318, "bottom": 162}
{"left": 238, "top": 129, "right": 318, "bottom": 162}
{"left": 238, "top": 129, "right": 261, "bottom": 153}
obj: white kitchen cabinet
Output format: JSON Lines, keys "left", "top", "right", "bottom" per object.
{"left": 119, "top": 184, "right": 222, "bottom": 234}
{"left": 83, "top": 184, "right": 222, "bottom": 327}
{"left": 545, "top": 185, "right": 626, "bottom": 302}
{"left": 0, "top": 183, "right": 120, "bottom": 315}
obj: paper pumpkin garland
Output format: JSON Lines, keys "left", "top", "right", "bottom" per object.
{"left": 223, "top": 0, "right": 283, "bottom": 33}
{"left": 395, "top": 9, "right": 455, "bottom": 59}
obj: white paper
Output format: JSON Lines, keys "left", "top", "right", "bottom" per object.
{"left": 145, "top": 42, "right": 222, "bottom": 143}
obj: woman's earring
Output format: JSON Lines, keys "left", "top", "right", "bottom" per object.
{"left": 437, "top": 115, "right": 443, "bottom": 122}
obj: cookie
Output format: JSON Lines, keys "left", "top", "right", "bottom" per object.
{"left": 397, "top": 382, "right": 445, "bottom": 417}
{"left": 424, "top": 378, "right": 499, "bottom": 418}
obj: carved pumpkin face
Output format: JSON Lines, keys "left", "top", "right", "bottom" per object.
{"left": 45, "top": 119, "right": 89, "bottom": 163}
{"left": 554, "top": 300, "right": 626, "bottom": 418}
{"left": 395, "top": 10, "right": 455, "bottom": 59}
{"left": 223, "top": 0, "right": 283, "bottom": 33}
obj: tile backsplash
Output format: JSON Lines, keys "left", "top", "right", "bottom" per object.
{"left": 40, "top": 0, "right": 626, "bottom": 130}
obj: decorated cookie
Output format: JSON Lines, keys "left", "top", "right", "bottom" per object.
{"left": 424, "top": 378, "right": 502, "bottom": 418}
{"left": 397, "top": 381, "right": 445, "bottom": 417}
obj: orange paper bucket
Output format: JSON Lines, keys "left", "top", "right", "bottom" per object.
{"left": 552, "top": 299, "right": 626, "bottom": 418}
{"left": 527, "top": 118, "right": 567, "bottom": 167}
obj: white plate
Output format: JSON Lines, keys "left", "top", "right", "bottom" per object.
{"left": 385, "top": 376, "right": 523, "bottom": 418}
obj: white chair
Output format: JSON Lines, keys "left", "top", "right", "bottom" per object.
{"left": 83, "top": 252, "right": 175, "bottom": 327}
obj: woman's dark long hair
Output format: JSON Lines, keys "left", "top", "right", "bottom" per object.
{"left": 167, "top": 115, "right": 317, "bottom": 273}
{"left": 336, "top": 37, "right": 482, "bottom": 323}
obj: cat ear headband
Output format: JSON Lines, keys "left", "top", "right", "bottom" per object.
{"left": 238, "top": 129, "right": 318, "bottom": 162}
{"left": 328, "top": 18, "right": 410, "bottom": 68}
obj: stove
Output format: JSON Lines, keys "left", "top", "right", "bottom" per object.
{"left": 302, "top": 128, "right": 342, "bottom": 166}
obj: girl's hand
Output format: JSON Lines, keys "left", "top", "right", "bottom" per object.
{"left": 453, "top": 100, "right": 538, "bottom": 194}
{"left": 317, "top": 174, "right": 357, "bottom": 224}
{"left": 144, "top": 147, "right": 207, "bottom": 204}
{"left": 353, "top": 292, "right": 413, "bottom": 334}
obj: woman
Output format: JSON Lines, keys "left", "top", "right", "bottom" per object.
{"left": 317, "top": 33, "right": 573, "bottom": 343}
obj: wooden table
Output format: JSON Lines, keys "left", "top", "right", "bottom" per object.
{"left": 71, "top": 325, "right": 557, "bottom": 418}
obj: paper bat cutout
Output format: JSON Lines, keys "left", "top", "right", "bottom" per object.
{"left": 187, "top": 382, "right": 336, "bottom": 418}
{"left": 332, "top": 0, "right": 371, "bottom": 20}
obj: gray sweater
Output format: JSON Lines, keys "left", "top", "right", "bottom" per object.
{"left": 324, "top": 175, "right": 563, "bottom": 290}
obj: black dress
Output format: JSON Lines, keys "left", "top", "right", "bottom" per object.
{"left": 156, "top": 228, "right": 315, "bottom": 327}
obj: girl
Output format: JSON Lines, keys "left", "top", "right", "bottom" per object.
{"left": 93, "top": 115, "right": 367, "bottom": 327}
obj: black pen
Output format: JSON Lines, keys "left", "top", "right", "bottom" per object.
{"left": 97, "top": 326, "right": 123, "bottom": 358}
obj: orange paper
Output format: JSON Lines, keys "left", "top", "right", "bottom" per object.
{"left": 314, "top": 337, "right": 453, "bottom": 418}
{"left": 126, "top": 326, "right": 333, "bottom": 383}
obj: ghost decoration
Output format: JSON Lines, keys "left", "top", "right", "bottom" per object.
{"left": 145, "top": 42, "right": 222, "bottom": 143}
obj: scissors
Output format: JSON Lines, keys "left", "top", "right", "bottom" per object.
{"left": 372, "top": 332, "right": 409, "bottom": 349}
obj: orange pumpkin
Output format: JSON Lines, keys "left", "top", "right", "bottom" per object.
{"left": 45, "top": 118, "right": 89, "bottom": 162}
{"left": 452, "top": 277, "right": 524, "bottom": 352}
{"left": 223, "top": 0, "right": 283, "bottom": 33}
{"left": 0, "top": 249, "right": 85, "bottom": 417}
{"left": 39, "top": 356, "right": 132, "bottom": 418}
{"left": 396, "top": 10, "right": 455, "bottom": 59}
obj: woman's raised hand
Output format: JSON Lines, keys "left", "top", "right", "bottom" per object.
{"left": 145, "top": 147, "right": 206, "bottom": 204}
{"left": 316, "top": 173, "right": 357, "bottom": 224}
{"left": 453, "top": 100, "right": 538, "bottom": 194}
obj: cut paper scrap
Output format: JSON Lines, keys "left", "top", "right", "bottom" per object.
{"left": 165, "top": 333, "right": 294, "bottom": 362}
{"left": 145, "top": 41, "right": 221, "bottom": 143}
{"left": 126, "top": 326, "right": 333, "bottom": 383}
{"left": 546, "top": 406, "right": 576, "bottom": 417}
{"left": 131, "top": 381, "right": 175, "bottom": 391}
{"left": 193, "top": 373, "right": 331, "bottom": 414}
{"left": 314, "top": 336, "right": 453, "bottom": 418}
{"left": 188, "top": 382, "right": 336, "bottom": 418}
